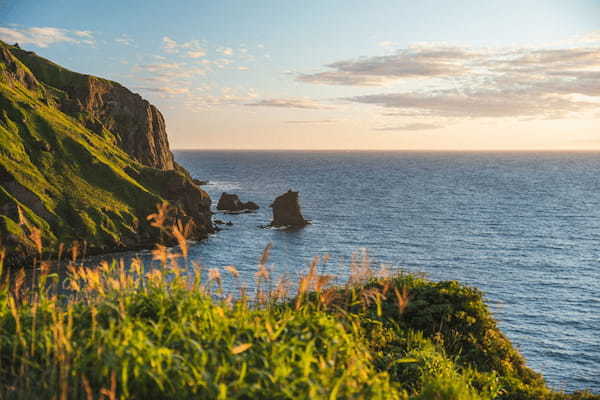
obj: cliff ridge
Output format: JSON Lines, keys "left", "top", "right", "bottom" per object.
{"left": 0, "top": 40, "right": 212, "bottom": 263}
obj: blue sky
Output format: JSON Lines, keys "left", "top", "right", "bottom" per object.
{"left": 1, "top": 1, "right": 599, "bottom": 149}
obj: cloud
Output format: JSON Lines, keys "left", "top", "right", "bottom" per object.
{"left": 298, "top": 46, "right": 475, "bottom": 86}
{"left": 162, "top": 36, "right": 206, "bottom": 58}
{"left": 74, "top": 30, "right": 93, "bottom": 38}
{"left": 245, "top": 98, "right": 334, "bottom": 110}
{"left": 182, "top": 88, "right": 260, "bottom": 110}
{"left": 134, "top": 63, "right": 185, "bottom": 73}
{"left": 350, "top": 88, "right": 597, "bottom": 119}
{"left": 374, "top": 123, "right": 443, "bottom": 131}
{"left": 133, "top": 62, "right": 205, "bottom": 78}
{"left": 162, "top": 36, "right": 178, "bottom": 53}
{"left": 570, "top": 30, "right": 600, "bottom": 45}
{"left": 214, "top": 58, "right": 232, "bottom": 67}
{"left": 187, "top": 50, "right": 206, "bottom": 58}
{"left": 130, "top": 62, "right": 206, "bottom": 95}
{"left": 115, "top": 34, "right": 134, "bottom": 46}
{"left": 0, "top": 26, "right": 95, "bottom": 47}
{"left": 218, "top": 47, "right": 233, "bottom": 56}
{"left": 298, "top": 36, "right": 600, "bottom": 121}
{"left": 284, "top": 119, "right": 337, "bottom": 124}
{"left": 135, "top": 86, "right": 189, "bottom": 95}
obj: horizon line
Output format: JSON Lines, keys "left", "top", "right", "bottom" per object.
{"left": 171, "top": 148, "right": 600, "bottom": 152}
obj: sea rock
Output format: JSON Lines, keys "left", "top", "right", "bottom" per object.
{"left": 217, "top": 193, "right": 243, "bottom": 211}
{"left": 242, "top": 201, "right": 259, "bottom": 210}
{"left": 192, "top": 179, "right": 208, "bottom": 186}
{"left": 217, "top": 193, "right": 259, "bottom": 212}
{"left": 269, "top": 190, "right": 308, "bottom": 227}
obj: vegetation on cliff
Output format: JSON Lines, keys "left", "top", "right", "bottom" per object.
{"left": 0, "top": 41, "right": 213, "bottom": 263}
{"left": 0, "top": 40, "right": 597, "bottom": 400}
{"left": 0, "top": 239, "right": 597, "bottom": 399}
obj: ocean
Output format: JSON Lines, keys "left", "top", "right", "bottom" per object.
{"left": 144, "top": 150, "right": 600, "bottom": 391}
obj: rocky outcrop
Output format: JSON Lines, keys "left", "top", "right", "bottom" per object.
{"left": 269, "top": 190, "right": 308, "bottom": 227}
{"left": 0, "top": 40, "right": 214, "bottom": 263}
{"left": 0, "top": 44, "right": 39, "bottom": 90}
{"left": 0, "top": 165, "right": 55, "bottom": 224}
{"left": 243, "top": 201, "right": 259, "bottom": 211}
{"left": 10, "top": 46, "right": 175, "bottom": 170}
{"left": 134, "top": 167, "right": 214, "bottom": 240}
{"left": 217, "top": 193, "right": 243, "bottom": 211}
{"left": 217, "top": 193, "right": 260, "bottom": 212}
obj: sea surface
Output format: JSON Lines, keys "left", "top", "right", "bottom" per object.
{"left": 129, "top": 151, "right": 600, "bottom": 391}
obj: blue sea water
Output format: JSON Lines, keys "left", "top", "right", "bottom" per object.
{"left": 145, "top": 151, "right": 600, "bottom": 391}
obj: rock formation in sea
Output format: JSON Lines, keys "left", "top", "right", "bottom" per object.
{"left": 242, "top": 201, "right": 260, "bottom": 211}
{"left": 269, "top": 190, "right": 308, "bottom": 227}
{"left": 0, "top": 40, "right": 214, "bottom": 263}
{"left": 217, "top": 193, "right": 260, "bottom": 212}
{"left": 217, "top": 193, "right": 243, "bottom": 211}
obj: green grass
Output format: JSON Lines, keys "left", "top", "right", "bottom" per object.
{"left": 0, "top": 244, "right": 597, "bottom": 400}
{"left": 0, "top": 74, "right": 159, "bottom": 250}
{"left": 1, "top": 39, "right": 598, "bottom": 400}
{"left": 0, "top": 40, "right": 207, "bottom": 258}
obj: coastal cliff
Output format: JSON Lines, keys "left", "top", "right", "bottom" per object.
{"left": 2, "top": 254, "right": 598, "bottom": 399}
{"left": 8, "top": 45, "right": 175, "bottom": 170}
{"left": 0, "top": 40, "right": 213, "bottom": 263}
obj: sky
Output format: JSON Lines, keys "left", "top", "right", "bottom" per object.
{"left": 1, "top": 0, "right": 599, "bottom": 150}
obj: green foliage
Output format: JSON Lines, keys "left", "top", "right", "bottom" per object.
{"left": 317, "top": 274, "right": 598, "bottom": 400}
{"left": 0, "top": 40, "right": 194, "bottom": 258}
{"left": 8, "top": 45, "right": 94, "bottom": 93}
{"left": 0, "top": 251, "right": 597, "bottom": 399}
{"left": 0, "top": 39, "right": 597, "bottom": 399}
{"left": 0, "top": 262, "right": 402, "bottom": 399}
{"left": 377, "top": 277, "right": 543, "bottom": 384}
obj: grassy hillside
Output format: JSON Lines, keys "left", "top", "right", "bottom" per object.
{"left": 0, "top": 41, "right": 211, "bottom": 263}
{"left": 0, "top": 246, "right": 597, "bottom": 399}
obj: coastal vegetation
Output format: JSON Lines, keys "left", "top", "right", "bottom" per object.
{"left": 1, "top": 41, "right": 598, "bottom": 399}
{"left": 0, "top": 40, "right": 213, "bottom": 265}
{"left": 1, "top": 230, "right": 598, "bottom": 399}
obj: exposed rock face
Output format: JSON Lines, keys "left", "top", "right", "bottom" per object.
{"left": 243, "top": 201, "right": 259, "bottom": 210}
{"left": 0, "top": 45, "right": 38, "bottom": 90}
{"left": 10, "top": 47, "right": 175, "bottom": 170}
{"left": 217, "top": 193, "right": 243, "bottom": 211}
{"left": 116, "top": 164, "right": 215, "bottom": 246}
{"left": 270, "top": 190, "right": 308, "bottom": 227}
{"left": 0, "top": 40, "right": 214, "bottom": 262}
{"left": 0, "top": 169, "right": 54, "bottom": 224}
{"left": 161, "top": 172, "right": 212, "bottom": 237}
{"left": 217, "top": 193, "right": 260, "bottom": 212}
{"left": 74, "top": 81, "right": 175, "bottom": 170}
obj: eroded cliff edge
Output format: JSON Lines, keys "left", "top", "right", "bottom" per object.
{"left": 0, "top": 40, "right": 213, "bottom": 264}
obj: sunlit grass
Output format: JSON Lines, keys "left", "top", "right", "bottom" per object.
{"left": 1, "top": 212, "right": 598, "bottom": 399}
